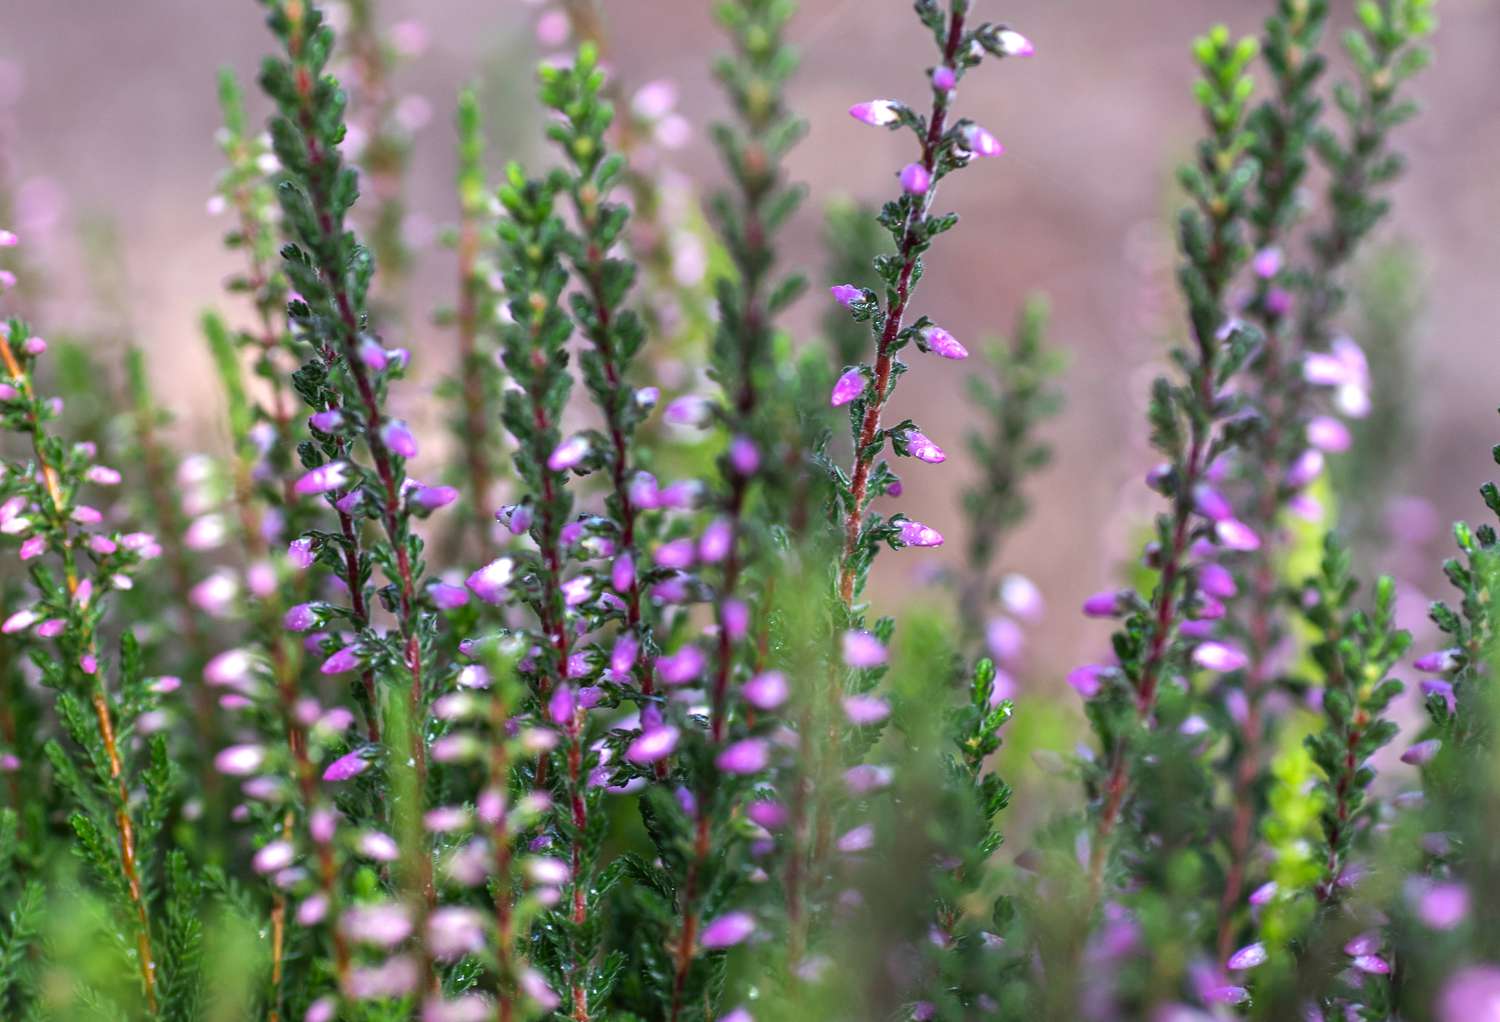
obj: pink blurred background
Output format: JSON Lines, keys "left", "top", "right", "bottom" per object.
{"left": 3, "top": 0, "right": 1499, "bottom": 689}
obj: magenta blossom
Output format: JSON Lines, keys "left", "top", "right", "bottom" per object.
{"left": 842, "top": 630, "right": 887, "bottom": 668}
{"left": 849, "top": 100, "right": 901, "bottom": 127}
{"left": 900, "top": 162, "right": 931, "bottom": 195}
{"left": 923, "top": 325, "right": 968, "bottom": 360}
{"left": 830, "top": 368, "right": 865, "bottom": 407}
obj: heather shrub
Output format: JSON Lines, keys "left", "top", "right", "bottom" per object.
{"left": 6, "top": 1, "right": 1496, "bottom": 1020}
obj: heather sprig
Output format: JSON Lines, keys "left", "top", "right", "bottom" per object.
{"left": 1244, "top": 538, "right": 1407, "bottom": 1018}
{"left": 259, "top": 0, "right": 446, "bottom": 1005}
{"left": 490, "top": 158, "right": 613, "bottom": 1019}
{"left": 1215, "top": 0, "right": 1331, "bottom": 958}
{"left": 0, "top": 315, "right": 169, "bottom": 1013}
{"left": 830, "top": 0, "right": 1028, "bottom": 611}
{"left": 647, "top": 1, "right": 810, "bottom": 1013}
{"left": 340, "top": 0, "right": 421, "bottom": 318}
{"left": 957, "top": 297, "right": 1063, "bottom": 646}
{"left": 1079, "top": 25, "right": 1262, "bottom": 896}
{"left": 439, "top": 87, "right": 504, "bottom": 554}
{"left": 1299, "top": 0, "right": 1437, "bottom": 352}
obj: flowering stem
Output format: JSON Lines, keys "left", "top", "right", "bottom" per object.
{"left": 1084, "top": 26, "right": 1260, "bottom": 899}
{"left": 271, "top": 0, "right": 431, "bottom": 897}
{"left": 0, "top": 328, "right": 158, "bottom": 1012}
{"left": 835, "top": 2, "right": 965, "bottom": 611}
{"left": 1215, "top": 0, "right": 1329, "bottom": 956}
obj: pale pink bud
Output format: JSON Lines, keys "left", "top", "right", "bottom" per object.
{"left": 849, "top": 100, "right": 901, "bottom": 127}
{"left": 830, "top": 368, "right": 865, "bottom": 407}
{"left": 899, "top": 162, "right": 931, "bottom": 195}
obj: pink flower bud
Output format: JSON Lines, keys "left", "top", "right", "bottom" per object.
{"left": 898, "top": 520, "right": 943, "bottom": 547}
{"left": 1401, "top": 738, "right": 1441, "bottom": 765}
{"left": 923, "top": 326, "right": 968, "bottom": 360}
{"left": 253, "top": 840, "right": 295, "bottom": 874}
{"left": 904, "top": 430, "right": 945, "bottom": 464}
{"left": 429, "top": 582, "right": 469, "bottom": 609}
{"left": 1192, "top": 641, "right": 1248, "bottom": 673}
{"left": 849, "top": 100, "right": 901, "bottom": 127}
{"left": 1068, "top": 664, "right": 1106, "bottom": 698}
{"left": 842, "top": 630, "right": 887, "bottom": 668}
{"left": 85, "top": 465, "right": 122, "bottom": 485}
{"left": 654, "top": 538, "right": 696, "bottom": 570}
{"left": 412, "top": 484, "right": 459, "bottom": 510}
{"left": 381, "top": 420, "right": 418, "bottom": 458}
{"left": 294, "top": 462, "right": 350, "bottom": 496}
{"left": 961, "top": 124, "right": 1004, "bottom": 158}
{"left": 610, "top": 633, "right": 639, "bottom": 676}
{"left": 288, "top": 536, "right": 316, "bottom": 569}
{"left": 700, "top": 911, "right": 756, "bottom": 950}
{"left": 932, "top": 65, "right": 957, "bottom": 91}
{"left": 548, "top": 435, "right": 589, "bottom": 472}
{"left": 215, "top": 744, "right": 266, "bottom": 776}
{"left": 1227, "top": 942, "right": 1267, "bottom": 970}
{"left": 842, "top": 694, "right": 891, "bottom": 725}
{"left": 1082, "top": 590, "right": 1125, "bottom": 617}
{"left": 700, "top": 519, "right": 734, "bottom": 563}
{"left": 659, "top": 645, "right": 706, "bottom": 685}
{"left": 465, "top": 557, "right": 515, "bottom": 604}
{"left": 323, "top": 749, "right": 371, "bottom": 782}
{"left": 1214, "top": 518, "right": 1260, "bottom": 551}
{"left": 830, "top": 284, "right": 862, "bottom": 307}
{"left": 320, "top": 644, "right": 363, "bottom": 675}
{"left": 830, "top": 368, "right": 865, "bottom": 407}
{"left": 341, "top": 903, "right": 413, "bottom": 948}
{"left": 995, "top": 28, "right": 1035, "bottom": 57}
{"left": 627, "top": 725, "right": 680, "bottom": 764}
{"left": 715, "top": 739, "right": 769, "bottom": 775}
{"left": 283, "top": 603, "right": 319, "bottom": 631}
{"left": 899, "top": 162, "right": 931, "bottom": 195}
{"left": 743, "top": 670, "right": 788, "bottom": 710}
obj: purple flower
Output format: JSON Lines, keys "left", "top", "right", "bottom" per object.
{"left": 1193, "top": 642, "right": 1248, "bottom": 673}
{"left": 655, "top": 538, "right": 696, "bottom": 570}
{"left": 1068, "top": 664, "right": 1107, "bottom": 698}
{"left": 18, "top": 535, "right": 45, "bottom": 561}
{"left": 1194, "top": 485, "right": 1233, "bottom": 521}
{"left": 961, "top": 124, "right": 1004, "bottom": 158}
{"left": 341, "top": 903, "right": 413, "bottom": 948}
{"left": 716, "top": 739, "right": 769, "bottom": 775}
{"left": 309, "top": 409, "right": 344, "bottom": 432}
{"left": 548, "top": 685, "right": 576, "bottom": 727}
{"left": 294, "top": 462, "right": 350, "bottom": 496}
{"left": 1416, "top": 648, "right": 1461, "bottom": 674}
{"left": 1197, "top": 562, "right": 1237, "bottom": 599}
{"left": 1249, "top": 881, "right": 1278, "bottom": 906}
{"left": 728, "top": 436, "right": 760, "bottom": 477}
{"left": 252, "top": 840, "right": 295, "bottom": 874}
{"left": 723, "top": 598, "right": 750, "bottom": 640}
{"left": 904, "top": 430, "right": 945, "bottom": 464}
{"left": 1438, "top": 966, "right": 1500, "bottom": 1022}
{"left": 837, "top": 823, "right": 875, "bottom": 853}
{"left": 1423, "top": 678, "right": 1456, "bottom": 714}
{"left": 429, "top": 582, "right": 470, "bottom": 609}
{"left": 283, "top": 603, "right": 318, "bottom": 632}
{"left": 85, "top": 464, "right": 122, "bottom": 485}
{"left": 1415, "top": 881, "right": 1470, "bottom": 930}
{"left": 323, "top": 749, "right": 371, "bottom": 782}
{"left": 215, "top": 744, "right": 266, "bottom": 776}
{"left": 412, "top": 484, "right": 459, "bottom": 510}
{"left": 548, "top": 435, "right": 589, "bottom": 471}
{"left": 843, "top": 694, "right": 891, "bottom": 725}
{"left": 700, "top": 518, "right": 734, "bottom": 563}
{"left": 1286, "top": 449, "right": 1324, "bottom": 488}
{"left": 923, "top": 326, "right": 968, "bottom": 360}
{"left": 288, "top": 536, "right": 315, "bottom": 569}
{"left": 665, "top": 396, "right": 713, "bottom": 428}
{"left": 427, "top": 907, "right": 486, "bottom": 961}
{"left": 1215, "top": 518, "right": 1261, "bottom": 551}
{"left": 931, "top": 65, "right": 957, "bottom": 91}
{"left": 1252, "top": 247, "right": 1283, "bottom": 279}
{"left": 1082, "top": 590, "right": 1124, "bottom": 617}
{"left": 898, "top": 520, "right": 943, "bottom": 547}
{"left": 1, "top": 609, "right": 37, "bottom": 634}
{"left": 700, "top": 911, "right": 756, "bottom": 950}
{"left": 465, "top": 557, "right": 515, "bottom": 604}
{"left": 1227, "top": 942, "right": 1267, "bottom": 970}
{"left": 1401, "top": 738, "right": 1441, "bottom": 765}
{"left": 900, "top": 162, "right": 931, "bottom": 195}
{"left": 204, "top": 649, "right": 253, "bottom": 688}
{"left": 743, "top": 671, "right": 788, "bottom": 710}
{"left": 321, "top": 644, "right": 363, "bottom": 675}
{"left": 1306, "top": 415, "right": 1352, "bottom": 453}
{"left": 562, "top": 575, "right": 593, "bottom": 607}
{"left": 627, "top": 725, "right": 680, "bottom": 764}
{"left": 357, "top": 831, "right": 401, "bottom": 862}
{"left": 746, "top": 801, "right": 787, "bottom": 829}
{"left": 659, "top": 645, "right": 705, "bottom": 685}
{"left": 849, "top": 100, "right": 901, "bottom": 127}
{"left": 831, "top": 368, "right": 865, "bottom": 407}
{"left": 611, "top": 633, "right": 639, "bottom": 676}
{"left": 842, "top": 630, "right": 887, "bottom": 668}
{"left": 611, "top": 553, "right": 635, "bottom": 593}
{"left": 1352, "top": 955, "right": 1390, "bottom": 975}
{"left": 830, "top": 283, "right": 862, "bottom": 307}
{"left": 995, "top": 28, "right": 1035, "bottom": 57}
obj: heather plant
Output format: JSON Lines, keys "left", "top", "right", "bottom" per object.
{"left": 6, "top": 0, "right": 1493, "bottom": 1019}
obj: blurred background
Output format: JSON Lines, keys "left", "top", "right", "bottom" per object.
{"left": 2, "top": 0, "right": 1498, "bottom": 718}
